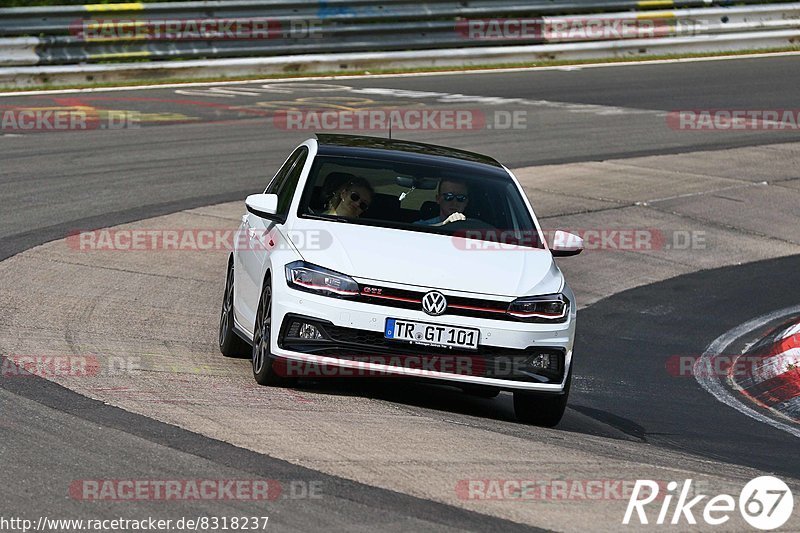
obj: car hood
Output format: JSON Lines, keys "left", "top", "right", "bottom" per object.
{"left": 286, "top": 219, "right": 563, "bottom": 297}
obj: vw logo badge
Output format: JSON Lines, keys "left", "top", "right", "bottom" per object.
{"left": 422, "top": 291, "right": 447, "bottom": 316}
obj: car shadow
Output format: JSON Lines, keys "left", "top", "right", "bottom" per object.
{"left": 294, "top": 376, "right": 518, "bottom": 421}
{"left": 284, "top": 376, "right": 640, "bottom": 441}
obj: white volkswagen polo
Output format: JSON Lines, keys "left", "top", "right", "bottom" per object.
{"left": 219, "top": 134, "right": 583, "bottom": 426}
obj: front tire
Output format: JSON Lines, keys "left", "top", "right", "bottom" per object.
{"left": 513, "top": 368, "right": 571, "bottom": 427}
{"left": 252, "top": 274, "right": 290, "bottom": 386}
{"left": 219, "top": 260, "right": 250, "bottom": 358}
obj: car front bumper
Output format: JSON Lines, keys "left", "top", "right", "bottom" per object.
{"left": 269, "top": 280, "right": 576, "bottom": 392}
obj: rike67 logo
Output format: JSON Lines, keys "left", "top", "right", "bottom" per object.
{"left": 624, "top": 476, "right": 794, "bottom": 530}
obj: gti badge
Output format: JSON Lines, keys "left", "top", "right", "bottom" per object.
{"left": 422, "top": 291, "right": 447, "bottom": 316}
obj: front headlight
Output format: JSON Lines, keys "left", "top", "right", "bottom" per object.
{"left": 507, "top": 293, "right": 569, "bottom": 322}
{"left": 285, "top": 261, "right": 359, "bottom": 298}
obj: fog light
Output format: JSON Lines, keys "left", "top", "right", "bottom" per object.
{"left": 298, "top": 323, "right": 324, "bottom": 340}
{"left": 527, "top": 353, "right": 551, "bottom": 370}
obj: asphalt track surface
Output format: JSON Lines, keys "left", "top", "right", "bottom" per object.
{"left": 575, "top": 254, "right": 800, "bottom": 478}
{"left": 1, "top": 55, "right": 799, "bottom": 530}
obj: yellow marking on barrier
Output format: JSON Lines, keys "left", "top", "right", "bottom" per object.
{"left": 89, "top": 51, "right": 151, "bottom": 60}
{"left": 636, "top": 11, "right": 676, "bottom": 20}
{"left": 85, "top": 35, "right": 150, "bottom": 42}
{"left": 85, "top": 2, "right": 144, "bottom": 12}
{"left": 83, "top": 20, "right": 148, "bottom": 29}
{"left": 637, "top": 0, "right": 674, "bottom": 7}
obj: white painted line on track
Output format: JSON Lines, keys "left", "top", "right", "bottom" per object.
{"left": 1, "top": 50, "right": 799, "bottom": 97}
{"left": 695, "top": 305, "right": 800, "bottom": 439}
{"left": 775, "top": 395, "right": 800, "bottom": 421}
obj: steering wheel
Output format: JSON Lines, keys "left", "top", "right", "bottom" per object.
{"left": 442, "top": 218, "right": 496, "bottom": 232}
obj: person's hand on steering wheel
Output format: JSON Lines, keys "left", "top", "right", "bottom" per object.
{"left": 433, "top": 212, "right": 466, "bottom": 226}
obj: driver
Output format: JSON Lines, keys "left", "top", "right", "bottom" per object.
{"left": 415, "top": 178, "right": 470, "bottom": 226}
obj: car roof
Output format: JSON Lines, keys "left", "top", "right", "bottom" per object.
{"left": 314, "top": 133, "right": 504, "bottom": 169}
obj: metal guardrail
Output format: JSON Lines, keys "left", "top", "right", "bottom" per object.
{"left": 1, "top": 0, "right": 799, "bottom": 66}
{"left": 1, "top": 1, "right": 788, "bottom": 35}
{"left": 0, "top": 1, "right": 799, "bottom": 88}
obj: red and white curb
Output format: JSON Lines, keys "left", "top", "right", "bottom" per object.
{"left": 695, "top": 306, "right": 800, "bottom": 439}
{"left": 732, "top": 322, "right": 800, "bottom": 422}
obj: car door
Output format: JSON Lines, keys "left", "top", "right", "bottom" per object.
{"left": 235, "top": 146, "right": 309, "bottom": 333}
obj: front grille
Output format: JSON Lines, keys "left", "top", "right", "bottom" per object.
{"left": 356, "top": 284, "right": 569, "bottom": 324}
{"left": 356, "top": 284, "right": 514, "bottom": 321}
{"left": 278, "top": 314, "right": 565, "bottom": 383}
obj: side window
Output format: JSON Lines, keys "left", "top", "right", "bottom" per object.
{"left": 274, "top": 147, "right": 309, "bottom": 216}
{"left": 266, "top": 147, "right": 304, "bottom": 194}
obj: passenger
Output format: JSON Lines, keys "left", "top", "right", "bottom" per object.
{"left": 416, "top": 178, "right": 470, "bottom": 226}
{"left": 324, "top": 177, "right": 374, "bottom": 218}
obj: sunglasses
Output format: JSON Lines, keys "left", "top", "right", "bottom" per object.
{"left": 349, "top": 191, "right": 370, "bottom": 211}
{"left": 441, "top": 192, "right": 469, "bottom": 203}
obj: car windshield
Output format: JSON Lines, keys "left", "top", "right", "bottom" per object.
{"left": 297, "top": 155, "right": 544, "bottom": 249}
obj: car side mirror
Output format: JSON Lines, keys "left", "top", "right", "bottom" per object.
{"left": 245, "top": 194, "right": 279, "bottom": 219}
{"left": 550, "top": 230, "right": 583, "bottom": 257}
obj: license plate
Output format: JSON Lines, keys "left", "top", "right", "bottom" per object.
{"left": 384, "top": 318, "right": 479, "bottom": 350}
